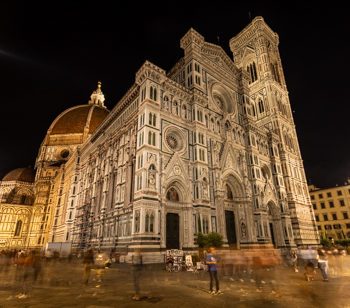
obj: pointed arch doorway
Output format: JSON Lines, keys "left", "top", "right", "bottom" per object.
{"left": 267, "top": 201, "right": 278, "bottom": 248}
{"left": 225, "top": 210, "right": 237, "bottom": 245}
{"left": 166, "top": 213, "right": 179, "bottom": 249}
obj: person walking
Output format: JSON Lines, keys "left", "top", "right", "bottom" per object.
{"left": 291, "top": 250, "right": 298, "bottom": 272}
{"left": 206, "top": 247, "right": 221, "bottom": 295}
{"left": 132, "top": 249, "right": 143, "bottom": 301}
{"left": 83, "top": 249, "right": 94, "bottom": 285}
{"left": 317, "top": 254, "right": 329, "bottom": 282}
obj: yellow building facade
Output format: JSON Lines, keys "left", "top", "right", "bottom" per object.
{"left": 309, "top": 182, "right": 350, "bottom": 240}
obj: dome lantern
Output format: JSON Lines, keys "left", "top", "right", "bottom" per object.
{"left": 88, "top": 81, "right": 106, "bottom": 107}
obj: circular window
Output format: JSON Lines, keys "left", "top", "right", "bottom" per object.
{"left": 60, "top": 149, "right": 70, "bottom": 159}
{"left": 164, "top": 127, "right": 186, "bottom": 153}
{"left": 166, "top": 135, "right": 178, "bottom": 150}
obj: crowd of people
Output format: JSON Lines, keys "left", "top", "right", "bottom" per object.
{"left": 0, "top": 246, "right": 349, "bottom": 301}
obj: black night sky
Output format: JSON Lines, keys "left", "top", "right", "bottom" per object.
{"left": 0, "top": 1, "right": 348, "bottom": 188}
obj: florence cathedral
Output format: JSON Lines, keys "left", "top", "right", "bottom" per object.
{"left": 0, "top": 17, "right": 319, "bottom": 258}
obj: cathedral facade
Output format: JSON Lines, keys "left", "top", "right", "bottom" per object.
{"left": 0, "top": 17, "right": 319, "bottom": 255}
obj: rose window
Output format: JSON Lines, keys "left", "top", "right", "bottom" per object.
{"left": 166, "top": 135, "right": 178, "bottom": 150}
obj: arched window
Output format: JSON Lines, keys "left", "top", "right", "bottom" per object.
{"left": 149, "top": 112, "right": 153, "bottom": 125}
{"left": 21, "top": 195, "right": 27, "bottom": 205}
{"left": 153, "top": 114, "right": 156, "bottom": 126}
{"left": 205, "top": 116, "right": 208, "bottom": 128}
{"left": 154, "top": 88, "right": 157, "bottom": 101}
{"left": 182, "top": 105, "right": 187, "bottom": 119}
{"left": 145, "top": 214, "right": 149, "bottom": 232}
{"left": 73, "top": 187, "right": 76, "bottom": 195}
{"left": 150, "top": 86, "right": 153, "bottom": 100}
{"left": 152, "top": 133, "right": 156, "bottom": 146}
{"left": 247, "top": 62, "right": 258, "bottom": 83}
{"left": 148, "top": 131, "right": 152, "bottom": 144}
{"left": 252, "top": 105, "right": 256, "bottom": 117}
{"left": 150, "top": 214, "right": 154, "bottom": 232}
{"left": 173, "top": 101, "right": 178, "bottom": 115}
{"left": 149, "top": 164, "right": 155, "bottom": 170}
{"left": 14, "top": 220, "right": 22, "bottom": 236}
{"left": 258, "top": 99, "right": 264, "bottom": 113}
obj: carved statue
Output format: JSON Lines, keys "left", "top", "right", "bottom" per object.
{"left": 148, "top": 173, "right": 156, "bottom": 188}
{"left": 241, "top": 222, "right": 247, "bottom": 238}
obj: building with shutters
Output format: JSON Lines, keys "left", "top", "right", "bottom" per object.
{"left": 309, "top": 181, "right": 350, "bottom": 240}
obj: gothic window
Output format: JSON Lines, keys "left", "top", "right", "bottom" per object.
{"left": 152, "top": 132, "right": 156, "bottom": 146}
{"left": 197, "top": 110, "right": 203, "bottom": 122}
{"left": 150, "top": 86, "right": 157, "bottom": 101}
{"left": 14, "top": 220, "right": 22, "bottom": 236}
{"left": 205, "top": 116, "right": 208, "bottom": 128}
{"left": 173, "top": 101, "right": 179, "bottom": 115}
{"left": 247, "top": 62, "right": 258, "bottom": 83}
{"left": 149, "top": 112, "right": 152, "bottom": 125}
{"left": 153, "top": 114, "right": 156, "bottom": 126}
{"left": 145, "top": 213, "right": 154, "bottom": 232}
{"left": 21, "top": 195, "right": 26, "bottom": 205}
{"left": 258, "top": 99, "right": 264, "bottom": 113}
{"left": 148, "top": 131, "right": 152, "bottom": 145}
{"left": 167, "top": 188, "right": 179, "bottom": 201}
{"left": 203, "top": 218, "right": 209, "bottom": 234}
{"left": 73, "top": 187, "right": 76, "bottom": 195}
{"left": 182, "top": 104, "right": 187, "bottom": 119}
{"left": 252, "top": 105, "right": 256, "bottom": 117}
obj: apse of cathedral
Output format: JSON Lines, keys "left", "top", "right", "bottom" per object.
{"left": 0, "top": 17, "right": 319, "bottom": 255}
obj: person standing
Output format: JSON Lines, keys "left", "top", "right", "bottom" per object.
{"left": 132, "top": 249, "right": 142, "bottom": 301}
{"left": 206, "top": 247, "right": 221, "bottom": 295}
{"left": 291, "top": 250, "right": 298, "bottom": 272}
{"left": 83, "top": 249, "right": 94, "bottom": 285}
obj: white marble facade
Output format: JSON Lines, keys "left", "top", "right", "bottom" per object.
{"left": 42, "top": 17, "right": 319, "bottom": 254}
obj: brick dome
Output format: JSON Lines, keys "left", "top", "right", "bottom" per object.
{"left": 50, "top": 105, "right": 109, "bottom": 135}
{"left": 2, "top": 167, "right": 36, "bottom": 183}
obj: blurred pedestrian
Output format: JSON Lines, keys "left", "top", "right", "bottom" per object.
{"left": 317, "top": 254, "right": 329, "bottom": 282}
{"left": 291, "top": 250, "right": 298, "bottom": 272}
{"left": 20, "top": 251, "right": 34, "bottom": 298}
{"left": 132, "top": 249, "right": 142, "bottom": 301}
{"left": 206, "top": 247, "right": 221, "bottom": 295}
{"left": 33, "top": 250, "right": 43, "bottom": 286}
{"left": 83, "top": 249, "right": 94, "bottom": 285}
{"left": 304, "top": 261, "right": 316, "bottom": 281}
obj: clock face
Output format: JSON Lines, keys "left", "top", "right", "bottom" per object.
{"left": 174, "top": 166, "right": 181, "bottom": 175}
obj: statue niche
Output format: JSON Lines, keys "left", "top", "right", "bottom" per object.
{"left": 148, "top": 164, "right": 156, "bottom": 189}
{"left": 225, "top": 184, "right": 233, "bottom": 200}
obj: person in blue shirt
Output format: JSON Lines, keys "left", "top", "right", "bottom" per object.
{"left": 206, "top": 247, "right": 222, "bottom": 295}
